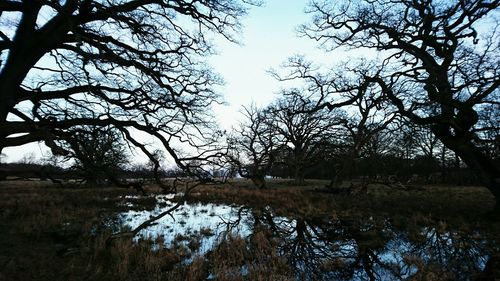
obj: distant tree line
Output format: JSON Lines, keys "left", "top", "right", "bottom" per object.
{"left": 228, "top": 92, "right": 499, "bottom": 188}
{"left": 0, "top": 160, "right": 187, "bottom": 185}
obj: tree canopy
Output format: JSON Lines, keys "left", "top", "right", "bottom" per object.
{"left": 0, "top": 0, "right": 256, "bottom": 179}
{"left": 273, "top": 0, "right": 500, "bottom": 201}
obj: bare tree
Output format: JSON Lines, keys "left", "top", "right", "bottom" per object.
{"left": 57, "top": 125, "right": 128, "bottom": 186}
{"left": 273, "top": 61, "right": 397, "bottom": 186}
{"left": 280, "top": 1, "right": 500, "bottom": 203}
{"left": 476, "top": 104, "right": 500, "bottom": 161}
{"left": 228, "top": 104, "right": 277, "bottom": 188}
{"left": 327, "top": 78, "right": 396, "bottom": 188}
{"left": 270, "top": 92, "right": 342, "bottom": 185}
{"left": 0, "top": 0, "right": 258, "bottom": 184}
{"left": 412, "top": 124, "right": 440, "bottom": 160}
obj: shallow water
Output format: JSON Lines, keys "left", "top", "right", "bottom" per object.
{"left": 119, "top": 194, "right": 253, "bottom": 254}
{"left": 117, "top": 194, "right": 496, "bottom": 280}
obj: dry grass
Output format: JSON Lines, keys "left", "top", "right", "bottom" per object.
{"left": 0, "top": 179, "right": 498, "bottom": 280}
{"left": 200, "top": 232, "right": 293, "bottom": 281}
{"left": 0, "top": 182, "right": 163, "bottom": 280}
{"left": 187, "top": 180, "right": 496, "bottom": 221}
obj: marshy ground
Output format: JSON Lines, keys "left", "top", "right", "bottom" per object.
{"left": 0, "top": 179, "right": 499, "bottom": 280}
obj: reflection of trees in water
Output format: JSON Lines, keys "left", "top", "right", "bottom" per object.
{"left": 399, "top": 226, "right": 491, "bottom": 280}
{"left": 278, "top": 216, "right": 398, "bottom": 281}
{"left": 218, "top": 207, "right": 494, "bottom": 280}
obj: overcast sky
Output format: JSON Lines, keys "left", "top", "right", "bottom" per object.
{"left": 2, "top": 0, "right": 340, "bottom": 163}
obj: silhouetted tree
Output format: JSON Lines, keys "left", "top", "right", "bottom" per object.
{"left": 476, "top": 105, "right": 500, "bottom": 161}
{"left": 412, "top": 125, "right": 440, "bottom": 160}
{"left": 0, "top": 0, "right": 257, "bottom": 182}
{"left": 279, "top": 0, "right": 500, "bottom": 203}
{"left": 270, "top": 92, "right": 342, "bottom": 185}
{"left": 358, "top": 129, "right": 399, "bottom": 176}
{"left": 324, "top": 76, "right": 396, "bottom": 188}
{"left": 58, "top": 126, "right": 128, "bottom": 186}
{"left": 268, "top": 145, "right": 294, "bottom": 178}
{"left": 228, "top": 104, "right": 277, "bottom": 188}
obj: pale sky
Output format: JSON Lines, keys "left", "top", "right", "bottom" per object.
{"left": 210, "top": 0, "right": 328, "bottom": 130}
{"left": 2, "top": 0, "right": 342, "bottom": 164}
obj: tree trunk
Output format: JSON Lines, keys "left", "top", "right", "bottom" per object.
{"left": 434, "top": 131, "right": 500, "bottom": 209}
{"left": 251, "top": 176, "right": 266, "bottom": 189}
{"left": 0, "top": 78, "right": 17, "bottom": 153}
{"left": 294, "top": 164, "right": 305, "bottom": 185}
{"left": 326, "top": 170, "right": 342, "bottom": 190}
{"left": 327, "top": 153, "right": 355, "bottom": 190}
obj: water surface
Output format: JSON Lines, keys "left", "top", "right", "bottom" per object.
{"left": 117, "top": 194, "right": 497, "bottom": 280}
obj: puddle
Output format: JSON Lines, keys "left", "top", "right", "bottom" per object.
{"left": 118, "top": 195, "right": 253, "bottom": 254}
{"left": 117, "top": 195, "right": 496, "bottom": 280}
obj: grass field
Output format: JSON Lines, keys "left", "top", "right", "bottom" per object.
{"left": 0, "top": 179, "right": 498, "bottom": 280}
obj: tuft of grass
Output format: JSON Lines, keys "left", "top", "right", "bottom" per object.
{"left": 200, "top": 227, "right": 214, "bottom": 237}
{"left": 204, "top": 232, "right": 293, "bottom": 281}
